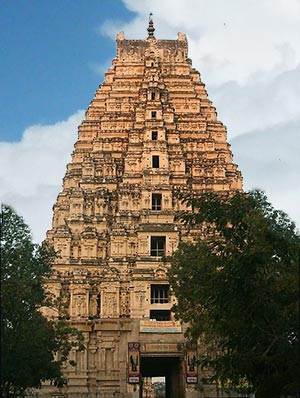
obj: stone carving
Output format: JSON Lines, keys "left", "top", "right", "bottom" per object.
{"left": 135, "top": 283, "right": 146, "bottom": 308}
{"left": 44, "top": 21, "right": 243, "bottom": 398}
{"left": 73, "top": 294, "right": 87, "bottom": 317}
{"left": 89, "top": 293, "right": 100, "bottom": 317}
{"left": 102, "top": 289, "right": 118, "bottom": 318}
{"left": 120, "top": 287, "right": 130, "bottom": 317}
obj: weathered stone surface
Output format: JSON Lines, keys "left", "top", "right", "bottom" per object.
{"left": 43, "top": 21, "right": 242, "bottom": 398}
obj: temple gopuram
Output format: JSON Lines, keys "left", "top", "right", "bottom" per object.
{"left": 43, "top": 19, "right": 243, "bottom": 398}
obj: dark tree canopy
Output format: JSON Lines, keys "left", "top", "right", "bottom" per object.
{"left": 0, "top": 205, "right": 84, "bottom": 397}
{"left": 169, "top": 190, "right": 299, "bottom": 398}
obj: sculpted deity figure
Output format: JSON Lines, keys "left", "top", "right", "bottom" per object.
{"left": 73, "top": 294, "right": 87, "bottom": 317}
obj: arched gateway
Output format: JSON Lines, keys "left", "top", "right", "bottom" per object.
{"left": 43, "top": 19, "right": 242, "bottom": 398}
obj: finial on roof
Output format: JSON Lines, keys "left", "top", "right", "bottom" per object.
{"left": 147, "top": 13, "right": 155, "bottom": 39}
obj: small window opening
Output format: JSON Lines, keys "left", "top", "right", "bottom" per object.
{"left": 150, "top": 310, "right": 171, "bottom": 321}
{"left": 150, "top": 236, "right": 165, "bottom": 256}
{"left": 152, "top": 193, "right": 162, "bottom": 211}
{"left": 151, "top": 62, "right": 154, "bottom": 67}
{"left": 151, "top": 131, "right": 158, "bottom": 140}
{"left": 151, "top": 111, "right": 157, "bottom": 119}
{"left": 152, "top": 155, "right": 159, "bottom": 168}
{"left": 151, "top": 91, "right": 156, "bottom": 100}
{"left": 151, "top": 285, "right": 169, "bottom": 304}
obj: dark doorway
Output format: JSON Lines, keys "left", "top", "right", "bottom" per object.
{"left": 152, "top": 155, "right": 160, "bottom": 168}
{"left": 140, "top": 356, "right": 184, "bottom": 398}
{"left": 151, "top": 130, "right": 158, "bottom": 141}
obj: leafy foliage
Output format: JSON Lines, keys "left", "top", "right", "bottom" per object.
{"left": 0, "top": 205, "right": 84, "bottom": 397}
{"left": 169, "top": 190, "right": 299, "bottom": 398}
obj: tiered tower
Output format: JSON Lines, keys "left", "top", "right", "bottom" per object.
{"left": 44, "top": 20, "right": 242, "bottom": 398}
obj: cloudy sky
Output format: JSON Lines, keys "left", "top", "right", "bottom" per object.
{"left": 1, "top": 0, "right": 299, "bottom": 242}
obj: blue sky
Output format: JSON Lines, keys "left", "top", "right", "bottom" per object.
{"left": 1, "top": 0, "right": 299, "bottom": 241}
{"left": 0, "top": 0, "right": 134, "bottom": 141}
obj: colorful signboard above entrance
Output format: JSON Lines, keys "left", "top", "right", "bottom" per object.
{"left": 140, "top": 343, "right": 184, "bottom": 353}
{"left": 140, "top": 320, "right": 182, "bottom": 333}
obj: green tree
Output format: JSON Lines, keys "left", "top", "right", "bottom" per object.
{"left": 0, "top": 205, "right": 84, "bottom": 397}
{"left": 169, "top": 190, "right": 299, "bottom": 398}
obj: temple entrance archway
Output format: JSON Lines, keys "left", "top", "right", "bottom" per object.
{"left": 140, "top": 355, "right": 184, "bottom": 398}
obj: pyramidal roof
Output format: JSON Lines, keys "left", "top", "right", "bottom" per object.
{"left": 43, "top": 22, "right": 244, "bottom": 397}
{"left": 47, "top": 20, "right": 242, "bottom": 272}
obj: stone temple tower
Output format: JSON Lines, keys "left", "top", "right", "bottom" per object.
{"left": 44, "top": 19, "right": 242, "bottom": 398}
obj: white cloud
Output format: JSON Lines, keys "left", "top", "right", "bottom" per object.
{"left": 112, "top": 0, "right": 300, "bottom": 228}
{"left": 99, "top": 1, "right": 300, "bottom": 89}
{"left": 209, "top": 63, "right": 300, "bottom": 139}
{"left": 230, "top": 118, "right": 300, "bottom": 226}
{"left": 2, "top": 0, "right": 299, "bottom": 244}
{"left": 0, "top": 111, "right": 84, "bottom": 242}
{"left": 105, "top": 0, "right": 300, "bottom": 84}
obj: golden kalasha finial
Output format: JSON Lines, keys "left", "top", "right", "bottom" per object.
{"left": 147, "top": 13, "right": 155, "bottom": 38}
